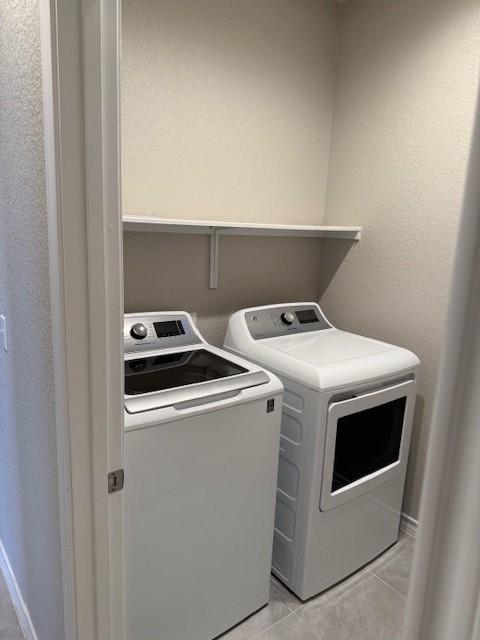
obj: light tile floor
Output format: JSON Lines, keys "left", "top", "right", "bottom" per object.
{"left": 0, "top": 572, "right": 23, "bottom": 640}
{"left": 222, "top": 532, "right": 415, "bottom": 640}
{"left": 0, "top": 532, "right": 415, "bottom": 640}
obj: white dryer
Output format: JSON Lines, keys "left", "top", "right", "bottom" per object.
{"left": 224, "top": 303, "right": 420, "bottom": 600}
{"left": 123, "top": 311, "right": 283, "bottom": 640}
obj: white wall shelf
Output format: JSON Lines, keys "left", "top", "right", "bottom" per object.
{"left": 123, "top": 216, "right": 362, "bottom": 288}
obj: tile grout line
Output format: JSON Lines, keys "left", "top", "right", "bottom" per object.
{"left": 251, "top": 611, "right": 298, "bottom": 639}
{"left": 271, "top": 579, "right": 304, "bottom": 613}
{"left": 365, "top": 568, "right": 408, "bottom": 600}
{"left": 249, "top": 581, "right": 299, "bottom": 640}
{"left": 292, "top": 610, "right": 324, "bottom": 640}
{"left": 285, "top": 597, "right": 304, "bottom": 614}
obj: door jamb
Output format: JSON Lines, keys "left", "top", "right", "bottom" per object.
{"left": 40, "top": 1, "right": 124, "bottom": 639}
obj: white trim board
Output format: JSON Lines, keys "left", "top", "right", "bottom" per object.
{"left": 401, "top": 512, "right": 419, "bottom": 538}
{"left": 0, "top": 539, "right": 38, "bottom": 640}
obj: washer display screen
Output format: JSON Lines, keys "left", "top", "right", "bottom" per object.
{"left": 153, "top": 320, "right": 185, "bottom": 338}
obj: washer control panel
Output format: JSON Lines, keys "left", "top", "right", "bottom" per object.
{"left": 245, "top": 305, "right": 331, "bottom": 340}
{"left": 124, "top": 313, "right": 201, "bottom": 353}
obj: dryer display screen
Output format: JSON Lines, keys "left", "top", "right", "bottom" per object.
{"left": 295, "top": 309, "right": 319, "bottom": 324}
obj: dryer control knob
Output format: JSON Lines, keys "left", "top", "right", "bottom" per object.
{"left": 130, "top": 323, "right": 148, "bottom": 340}
{"left": 281, "top": 311, "right": 295, "bottom": 325}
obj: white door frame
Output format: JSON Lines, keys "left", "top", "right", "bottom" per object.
{"left": 40, "top": 1, "right": 124, "bottom": 639}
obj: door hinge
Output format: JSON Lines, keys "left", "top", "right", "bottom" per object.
{"left": 108, "top": 469, "right": 124, "bottom": 493}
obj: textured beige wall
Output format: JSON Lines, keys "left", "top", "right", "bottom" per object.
{"left": 122, "top": 0, "right": 338, "bottom": 343}
{"left": 320, "top": 0, "right": 480, "bottom": 519}
{"left": 0, "top": 1, "right": 64, "bottom": 638}
{"left": 121, "top": 0, "right": 338, "bottom": 224}
{"left": 124, "top": 232, "right": 325, "bottom": 345}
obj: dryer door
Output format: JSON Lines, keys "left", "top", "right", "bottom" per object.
{"left": 320, "top": 379, "right": 416, "bottom": 511}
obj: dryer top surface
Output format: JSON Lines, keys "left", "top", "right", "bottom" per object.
{"left": 225, "top": 304, "right": 420, "bottom": 391}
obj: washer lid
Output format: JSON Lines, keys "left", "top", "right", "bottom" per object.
{"left": 124, "top": 347, "right": 270, "bottom": 414}
{"left": 125, "top": 349, "right": 249, "bottom": 395}
{"left": 233, "top": 330, "right": 420, "bottom": 391}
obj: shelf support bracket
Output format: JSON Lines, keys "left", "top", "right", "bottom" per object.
{"left": 209, "top": 227, "right": 220, "bottom": 289}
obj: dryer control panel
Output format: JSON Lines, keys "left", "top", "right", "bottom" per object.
{"left": 124, "top": 313, "right": 201, "bottom": 353}
{"left": 245, "top": 304, "right": 332, "bottom": 340}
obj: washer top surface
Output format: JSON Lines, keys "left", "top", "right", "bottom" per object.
{"left": 224, "top": 303, "right": 420, "bottom": 392}
{"left": 124, "top": 311, "right": 274, "bottom": 416}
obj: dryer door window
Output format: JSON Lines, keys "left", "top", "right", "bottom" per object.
{"left": 320, "top": 379, "right": 416, "bottom": 511}
{"left": 332, "top": 396, "right": 405, "bottom": 492}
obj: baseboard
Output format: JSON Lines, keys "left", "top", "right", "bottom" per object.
{"left": 0, "top": 539, "right": 38, "bottom": 640}
{"left": 401, "top": 512, "right": 419, "bottom": 538}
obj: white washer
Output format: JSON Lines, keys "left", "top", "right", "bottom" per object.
{"left": 224, "top": 302, "right": 420, "bottom": 600}
{"left": 123, "top": 311, "right": 283, "bottom": 640}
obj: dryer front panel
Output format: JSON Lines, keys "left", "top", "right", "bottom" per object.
{"left": 320, "top": 379, "right": 416, "bottom": 511}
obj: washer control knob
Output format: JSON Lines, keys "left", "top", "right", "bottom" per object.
{"left": 130, "top": 323, "right": 148, "bottom": 340}
{"left": 281, "top": 311, "right": 295, "bottom": 325}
